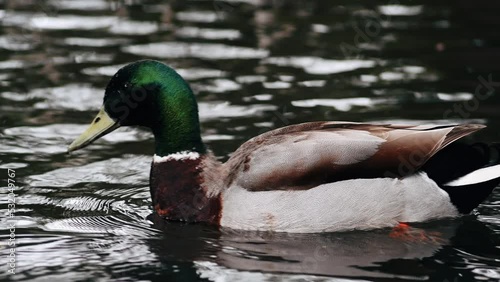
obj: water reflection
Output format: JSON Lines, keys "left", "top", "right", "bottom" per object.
{"left": 291, "top": 97, "right": 396, "bottom": 112}
{"left": 263, "top": 57, "right": 377, "bottom": 75}
{"left": 175, "top": 27, "right": 241, "bottom": 40}
{"left": 123, "top": 42, "right": 269, "bottom": 59}
{"left": 147, "top": 215, "right": 499, "bottom": 281}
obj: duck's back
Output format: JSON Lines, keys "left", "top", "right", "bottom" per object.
{"left": 223, "top": 122, "right": 482, "bottom": 191}
{"left": 219, "top": 122, "right": 500, "bottom": 232}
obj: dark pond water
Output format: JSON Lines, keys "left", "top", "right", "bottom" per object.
{"left": 1, "top": 0, "right": 500, "bottom": 281}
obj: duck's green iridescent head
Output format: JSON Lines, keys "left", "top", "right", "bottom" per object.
{"left": 68, "top": 60, "right": 205, "bottom": 156}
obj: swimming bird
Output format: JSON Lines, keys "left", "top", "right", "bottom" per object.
{"left": 68, "top": 60, "right": 500, "bottom": 233}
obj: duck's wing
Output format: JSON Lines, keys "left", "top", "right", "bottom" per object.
{"left": 223, "top": 122, "right": 485, "bottom": 191}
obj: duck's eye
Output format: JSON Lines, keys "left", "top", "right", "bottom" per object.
{"left": 94, "top": 117, "right": 101, "bottom": 123}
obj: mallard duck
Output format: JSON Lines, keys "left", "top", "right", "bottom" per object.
{"left": 68, "top": 60, "right": 500, "bottom": 233}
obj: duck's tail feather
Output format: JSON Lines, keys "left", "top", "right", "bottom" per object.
{"left": 422, "top": 142, "right": 500, "bottom": 214}
{"left": 445, "top": 164, "right": 500, "bottom": 187}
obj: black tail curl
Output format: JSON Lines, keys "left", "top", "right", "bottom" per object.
{"left": 421, "top": 142, "right": 500, "bottom": 214}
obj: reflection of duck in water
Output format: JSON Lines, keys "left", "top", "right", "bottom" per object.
{"left": 69, "top": 60, "right": 500, "bottom": 233}
{"left": 149, "top": 214, "right": 496, "bottom": 280}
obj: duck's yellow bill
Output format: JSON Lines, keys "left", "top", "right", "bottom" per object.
{"left": 67, "top": 106, "right": 120, "bottom": 153}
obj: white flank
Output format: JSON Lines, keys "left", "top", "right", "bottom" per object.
{"left": 221, "top": 173, "right": 458, "bottom": 233}
{"left": 445, "top": 164, "right": 500, "bottom": 186}
{"left": 153, "top": 151, "right": 200, "bottom": 162}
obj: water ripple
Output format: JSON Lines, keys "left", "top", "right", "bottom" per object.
{"left": 55, "top": 196, "right": 115, "bottom": 212}
{"left": 109, "top": 20, "right": 159, "bottom": 35}
{"left": 123, "top": 42, "right": 269, "bottom": 59}
{"left": 194, "top": 79, "right": 241, "bottom": 93}
{"left": 1, "top": 124, "right": 151, "bottom": 155}
{"left": 49, "top": 0, "right": 110, "bottom": 11}
{"left": 63, "top": 37, "right": 130, "bottom": 47}
{"left": 29, "top": 15, "right": 117, "bottom": 30}
{"left": 1, "top": 84, "right": 102, "bottom": 110}
{"left": 176, "top": 11, "right": 223, "bottom": 23}
{"left": 292, "top": 97, "right": 396, "bottom": 112}
{"left": 0, "top": 35, "right": 36, "bottom": 51}
{"left": 263, "top": 56, "right": 377, "bottom": 75}
{"left": 175, "top": 26, "right": 241, "bottom": 40}
{"left": 195, "top": 261, "right": 355, "bottom": 282}
{"left": 82, "top": 64, "right": 226, "bottom": 80}
{"left": 26, "top": 155, "right": 150, "bottom": 187}
{"left": 378, "top": 5, "right": 423, "bottom": 16}
{"left": 199, "top": 102, "right": 277, "bottom": 121}
{"left": 43, "top": 215, "right": 157, "bottom": 236}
